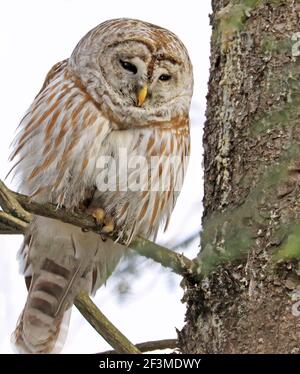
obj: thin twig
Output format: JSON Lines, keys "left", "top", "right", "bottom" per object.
{"left": 98, "top": 338, "right": 178, "bottom": 354}
{"left": 74, "top": 292, "right": 141, "bottom": 354}
{"left": 130, "top": 236, "right": 196, "bottom": 280}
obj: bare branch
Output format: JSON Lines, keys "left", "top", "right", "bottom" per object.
{"left": 130, "top": 236, "right": 197, "bottom": 280}
{"left": 74, "top": 292, "right": 141, "bottom": 354}
{"left": 0, "top": 180, "right": 198, "bottom": 280}
{"left": 98, "top": 338, "right": 178, "bottom": 354}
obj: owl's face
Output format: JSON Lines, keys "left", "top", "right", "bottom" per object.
{"left": 101, "top": 40, "right": 186, "bottom": 109}
{"left": 70, "top": 19, "right": 193, "bottom": 126}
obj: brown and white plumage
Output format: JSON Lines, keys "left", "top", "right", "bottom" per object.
{"left": 9, "top": 18, "right": 193, "bottom": 353}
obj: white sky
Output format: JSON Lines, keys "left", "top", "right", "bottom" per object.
{"left": 0, "top": 0, "right": 211, "bottom": 353}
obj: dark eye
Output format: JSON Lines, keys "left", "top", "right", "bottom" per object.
{"left": 119, "top": 59, "right": 137, "bottom": 74}
{"left": 159, "top": 74, "right": 171, "bottom": 82}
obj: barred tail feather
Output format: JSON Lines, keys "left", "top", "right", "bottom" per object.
{"left": 12, "top": 257, "right": 80, "bottom": 354}
{"left": 12, "top": 308, "right": 72, "bottom": 354}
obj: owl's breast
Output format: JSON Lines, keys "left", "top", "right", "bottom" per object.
{"left": 91, "top": 124, "right": 190, "bottom": 243}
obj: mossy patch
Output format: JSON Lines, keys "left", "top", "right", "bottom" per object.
{"left": 215, "top": 0, "right": 262, "bottom": 52}
{"left": 261, "top": 35, "right": 293, "bottom": 55}
{"left": 200, "top": 160, "right": 293, "bottom": 274}
{"left": 200, "top": 223, "right": 253, "bottom": 275}
{"left": 274, "top": 225, "right": 300, "bottom": 260}
{"left": 249, "top": 93, "right": 300, "bottom": 136}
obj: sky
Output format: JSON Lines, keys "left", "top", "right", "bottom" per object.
{"left": 0, "top": 0, "right": 212, "bottom": 353}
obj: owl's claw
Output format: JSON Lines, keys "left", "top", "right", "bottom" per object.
{"left": 88, "top": 207, "right": 105, "bottom": 224}
{"left": 101, "top": 216, "right": 115, "bottom": 234}
{"left": 85, "top": 207, "right": 115, "bottom": 236}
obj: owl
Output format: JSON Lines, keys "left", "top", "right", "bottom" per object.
{"left": 9, "top": 18, "right": 193, "bottom": 353}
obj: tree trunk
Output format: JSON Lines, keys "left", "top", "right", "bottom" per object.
{"left": 179, "top": 0, "right": 300, "bottom": 354}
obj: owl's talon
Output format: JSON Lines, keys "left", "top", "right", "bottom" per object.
{"left": 101, "top": 216, "right": 115, "bottom": 235}
{"left": 87, "top": 207, "right": 105, "bottom": 224}
{"left": 86, "top": 207, "right": 115, "bottom": 236}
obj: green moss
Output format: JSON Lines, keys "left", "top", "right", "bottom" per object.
{"left": 223, "top": 5, "right": 246, "bottom": 30}
{"left": 200, "top": 201, "right": 257, "bottom": 275}
{"left": 240, "top": 159, "right": 290, "bottom": 201}
{"left": 199, "top": 160, "right": 293, "bottom": 274}
{"left": 200, "top": 225, "right": 253, "bottom": 275}
{"left": 218, "top": 0, "right": 261, "bottom": 33}
{"left": 261, "top": 36, "right": 293, "bottom": 54}
{"left": 231, "top": 27, "right": 300, "bottom": 137}
{"left": 241, "top": 0, "right": 261, "bottom": 7}
{"left": 266, "top": 0, "right": 285, "bottom": 5}
{"left": 274, "top": 225, "right": 300, "bottom": 260}
{"left": 249, "top": 94, "right": 300, "bottom": 136}
{"left": 262, "top": 37, "right": 279, "bottom": 53}
{"left": 248, "top": 56, "right": 300, "bottom": 136}
{"left": 216, "top": 0, "right": 288, "bottom": 53}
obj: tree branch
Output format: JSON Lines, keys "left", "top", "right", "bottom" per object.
{"left": 130, "top": 236, "right": 197, "bottom": 280}
{"left": 0, "top": 180, "right": 198, "bottom": 280}
{"left": 98, "top": 338, "right": 178, "bottom": 354}
{"left": 75, "top": 292, "right": 141, "bottom": 354}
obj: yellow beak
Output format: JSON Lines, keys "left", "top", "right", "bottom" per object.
{"left": 137, "top": 85, "right": 148, "bottom": 107}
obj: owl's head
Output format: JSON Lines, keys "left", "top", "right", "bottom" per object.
{"left": 69, "top": 19, "right": 193, "bottom": 127}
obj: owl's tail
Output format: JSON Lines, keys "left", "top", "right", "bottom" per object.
{"left": 11, "top": 217, "right": 124, "bottom": 354}
{"left": 12, "top": 256, "right": 82, "bottom": 354}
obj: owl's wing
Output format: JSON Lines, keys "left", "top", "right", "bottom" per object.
{"left": 10, "top": 60, "right": 112, "bottom": 208}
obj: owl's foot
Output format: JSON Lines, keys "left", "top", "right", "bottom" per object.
{"left": 89, "top": 207, "right": 105, "bottom": 224}
{"left": 86, "top": 207, "right": 115, "bottom": 236}
{"left": 101, "top": 216, "right": 115, "bottom": 234}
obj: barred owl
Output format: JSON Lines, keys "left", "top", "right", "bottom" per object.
{"left": 9, "top": 18, "right": 193, "bottom": 353}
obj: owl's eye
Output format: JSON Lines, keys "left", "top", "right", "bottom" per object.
{"left": 159, "top": 74, "right": 171, "bottom": 82}
{"left": 119, "top": 59, "right": 137, "bottom": 74}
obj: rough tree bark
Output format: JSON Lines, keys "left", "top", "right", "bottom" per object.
{"left": 179, "top": 0, "right": 300, "bottom": 353}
